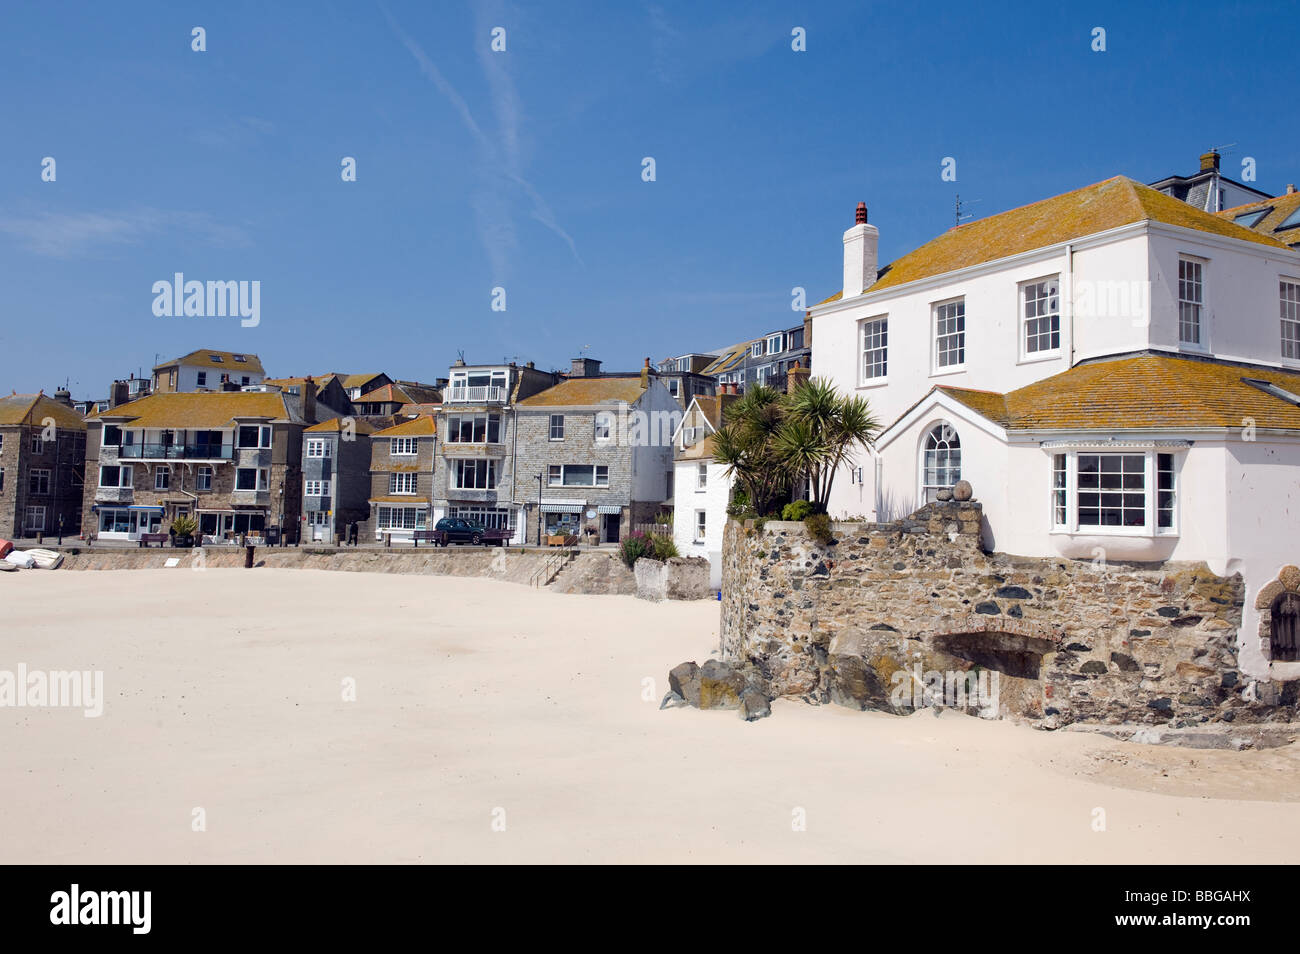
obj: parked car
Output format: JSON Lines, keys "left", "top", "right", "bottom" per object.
{"left": 429, "top": 518, "right": 512, "bottom": 547}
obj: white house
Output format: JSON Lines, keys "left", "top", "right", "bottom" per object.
{"left": 670, "top": 391, "right": 740, "bottom": 588}
{"left": 809, "top": 175, "right": 1300, "bottom": 681}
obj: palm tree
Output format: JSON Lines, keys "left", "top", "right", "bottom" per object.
{"left": 782, "top": 377, "right": 879, "bottom": 510}
{"left": 712, "top": 385, "right": 791, "bottom": 516}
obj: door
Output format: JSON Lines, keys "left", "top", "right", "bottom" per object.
{"left": 602, "top": 513, "right": 621, "bottom": 543}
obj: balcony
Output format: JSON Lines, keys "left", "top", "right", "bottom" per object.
{"left": 445, "top": 385, "right": 508, "bottom": 404}
{"left": 118, "top": 443, "right": 234, "bottom": 460}
{"left": 94, "top": 486, "right": 135, "bottom": 504}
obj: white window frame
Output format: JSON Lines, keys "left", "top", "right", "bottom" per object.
{"left": 24, "top": 505, "right": 45, "bottom": 532}
{"left": 389, "top": 472, "right": 417, "bottom": 495}
{"left": 932, "top": 297, "right": 966, "bottom": 374}
{"left": 694, "top": 509, "right": 706, "bottom": 543}
{"left": 305, "top": 439, "right": 330, "bottom": 458}
{"left": 594, "top": 412, "right": 613, "bottom": 442}
{"left": 547, "top": 464, "right": 609, "bottom": 487}
{"left": 98, "top": 464, "right": 133, "bottom": 488}
{"left": 1178, "top": 256, "right": 1206, "bottom": 351}
{"left": 1281, "top": 278, "right": 1300, "bottom": 362}
{"left": 1049, "top": 448, "right": 1179, "bottom": 537}
{"left": 766, "top": 333, "right": 784, "bottom": 355}
{"left": 860, "top": 315, "right": 888, "bottom": 385}
{"left": 918, "top": 423, "right": 960, "bottom": 504}
{"left": 154, "top": 465, "right": 171, "bottom": 491}
{"left": 197, "top": 465, "right": 212, "bottom": 491}
{"left": 235, "top": 467, "right": 268, "bottom": 491}
{"left": 304, "top": 479, "right": 331, "bottom": 497}
{"left": 237, "top": 425, "right": 272, "bottom": 449}
{"left": 549, "top": 415, "right": 565, "bottom": 441}
{"left": 390, "top": 437, "right": 417, "bottom": 456}
{"left": 30, "top": 433, "right": 44, "bottom": 454}
{"left": 450, "top": 459, "right": 497, "bottom": 490}
{"left": 1019, "top": 275, "right": 1061, "bottom": 361}
{"left": 696, "top": 462, "right": 708, "bottom": 491}
{"left": 445, "top": 414, "right": 501, "bottom": 444}
{"left": 751, "top": 341, "right": 763, "bottom": 358}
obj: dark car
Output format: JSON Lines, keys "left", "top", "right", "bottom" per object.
{"left": 432, "top": 517, "right": 511, "bottom": 547}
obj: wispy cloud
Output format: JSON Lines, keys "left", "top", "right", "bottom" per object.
{"left": 382, "top": 0, "right": 581, "bottom": 278}
{"left": 0, "top": 208, "right": 251, "bottom": 258}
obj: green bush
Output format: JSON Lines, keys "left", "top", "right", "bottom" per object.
{"left": 651, "top": 533, "right": 679, "bottom": 560}
{"left": 619, "top": 532, "right": 654, "bottom": 568}
{"left": 804, "top": 512, "right": 834, "bottom": 545}
{"left": 782, "top": 499, "right": 814, "bottom": 521}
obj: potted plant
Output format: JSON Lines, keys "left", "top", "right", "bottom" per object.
{"left": 170, "top": 514, "right": 198, "bottom": 549}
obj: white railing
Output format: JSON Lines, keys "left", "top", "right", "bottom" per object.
{"left": 446, "top": 385, "right": 507, "bottom": 404}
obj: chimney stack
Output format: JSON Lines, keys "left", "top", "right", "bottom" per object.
{"left": 842, "top": 201, "right": 879, "bottom": 299}
{"left": 640, "top": 357, "right": 651, "bottom": 389}
{"left": 303, "top": 375, "right": 317, "bottom": 423}
{"left": 109, "top": 379, "right": 129, "bottom": 408}
{"left": 1200, "top": 150, "right": 1221, "bottom": 173}
{"left": 53, "top": 387, "right": 73, "bottom": 407}
{"left": 569, "top": 357, "right": 602, "bottom": 378}
{"left": 1288, "top": 184, "right": 1297, "bottom": 195}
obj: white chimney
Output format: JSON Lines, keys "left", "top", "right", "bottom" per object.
{"left": 842, "top": 201, "right": 878, "bottom": 299}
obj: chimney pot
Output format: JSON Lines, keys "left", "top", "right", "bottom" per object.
{"left": 842, "top": 203, "right": 879, "bottom": 298}
{"left": 855, "top": 201, "right": 868, "bottom": 225}
{"left": 1288, "top": 184, "right": 1297, "bottom": 195}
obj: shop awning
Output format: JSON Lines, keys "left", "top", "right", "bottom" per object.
{"left": 127, "top": 505, "right": 165, "bottom": 512}
{"left": 540, "top": 502, "right": 584, "bottom": 513}
{"left": 596, "top": 505, "right": 622, "bottom": 515}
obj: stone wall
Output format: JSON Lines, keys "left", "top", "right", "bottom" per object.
{"left": 719, "top": 501, "right": 1296, "bottom": 727}
{"left": 634, "top": 555, "right": 711, "bottom": 601}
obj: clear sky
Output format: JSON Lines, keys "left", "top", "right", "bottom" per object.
{"left": 1, "top": 0, "right": 1296, "bottom": 397}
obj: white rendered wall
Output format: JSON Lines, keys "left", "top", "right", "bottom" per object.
{"left": 673, "top": 458, "right": 731, "bottom": 589}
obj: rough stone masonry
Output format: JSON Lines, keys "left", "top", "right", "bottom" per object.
{"left": 719, "top": 500, "right": 1299, "bottom": 728}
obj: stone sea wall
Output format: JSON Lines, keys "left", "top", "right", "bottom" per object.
{"left": 719, "top": 501, "right": 1297, "bottom": 727}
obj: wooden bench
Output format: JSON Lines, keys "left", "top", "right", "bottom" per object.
{"left": 411, "top": 530, "right": 441, "bottom": 548}
{"left": 138, "top": 532, "right": 169, "bottom": 548}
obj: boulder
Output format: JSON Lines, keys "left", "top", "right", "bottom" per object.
{"left": 827, "top": 629, "right": 895, "bottom": 711}
{"left": 698, "top": 659, "right": 747, "bottom": 709}
{"left": 739, "top": 688, "right": 771, "bottom": 722}
{"left": 668, "top": 661, "right": 702, "bottom": 707}
{"left": 659, "top": 690, "right": 686, "bottom": 710}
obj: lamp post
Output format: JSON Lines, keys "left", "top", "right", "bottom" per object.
{"left": 535, "top": 472, "right": 543, "bottom": 547}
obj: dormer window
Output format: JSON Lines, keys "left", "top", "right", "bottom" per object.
{"left": 766, "top": 334, "right": 784, "bottom": 355}
{"left": 751, "top": 342, "right": 763, "bottom": 358}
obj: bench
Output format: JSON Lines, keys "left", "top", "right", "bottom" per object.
{"left": 411, "top": 530, "right": 441, "bottom": 548}
{"left": 138, "top": 532, "right": 169, "bottom": 548}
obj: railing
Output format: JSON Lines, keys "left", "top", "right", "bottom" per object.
{"left": 529, "top": 541, "right": 577, "bottom": 588}
{"left": 118, "top": 443, "right": 234, "bottom": 460}
{"left": 445, "top": 386, "right": 508, "bottom": 404}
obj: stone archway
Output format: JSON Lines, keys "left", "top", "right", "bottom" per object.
{"left": 1256, "top": 565, "right": 1300, "bottom": 667}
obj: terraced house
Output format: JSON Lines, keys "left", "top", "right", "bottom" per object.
{"left": 362, "top": 415, "right": 438, "bottom": 543}
{"left": 151, "top": 349, "right": 265, "bottom": 393}
{"left": 0, "top": 392, "right": 86, "bottom": 540}
{"left": 301, "top": 417, "right": 375, "bottom": 543}
{"left": 429, "top": 359, "right": 560, "bottom": 544}
{"left": 512, "top": 360, "right": 678, "bottom": 545}
{"left": 82, "top": 389, "right": 321, "bottom": 543}
{"left": 809, "top": 172, "right": 1300, "bottom": 684}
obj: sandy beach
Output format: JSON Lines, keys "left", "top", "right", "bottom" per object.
{"left": 2, "top": 567, "right": 1299, "bottom": 864}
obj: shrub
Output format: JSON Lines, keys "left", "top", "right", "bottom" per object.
{"left": 170, "top": 515, "right": 198, "bottom": 536}
{"left": 782, "top": 499, "right": 814, "bottom": 521}
{"left": 804, "top": 512, "right": 834, "bottom": 545}
{"left": 619, "top": 531, "right": 654, "bottom": 568}
{"left": 651, "top": 533, "right": 679, "bottom": 560}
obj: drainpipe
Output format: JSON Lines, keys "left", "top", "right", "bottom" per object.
{"left": 1063, "top": 243, "right": 1075, "bottom": 368}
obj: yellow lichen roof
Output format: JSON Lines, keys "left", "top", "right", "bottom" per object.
{"left": 675, "top": 434, "right": 717, "bottom": 461}
{"left": 0, "top": 393, "right": 87, "bottom": 430}
{"left": 86, "top": 391, "right": 292, "bottom": 428}
{"left": 1216, "top": 191, "right": 1300, "bottom": 246}
{"left": 940, "top": 353, "right": 1300, "bottom": 431}
{"left": 372, "top": 415, "right": 437, "bottom": 437}
{"left": 687, "top": 393, "right": 738, "bottom": 429}
{"left": 154, "top": 349, "right": 265, "bottom": 373}
{"left": 304, "top": 417, "right": 377, "bottom": 434}
{"left": 517, "top": 377, "right": 647, "bottom": 407}
{"left": 821, "top": 176, "right": 1292, "bottom": 304}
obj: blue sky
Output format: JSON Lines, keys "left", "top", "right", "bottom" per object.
{"left": 1, "top": 0, "right": 1297, "bottom": 396}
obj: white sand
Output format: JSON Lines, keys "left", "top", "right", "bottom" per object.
{"left": 2, "top": 568, "right": 1299, "bottom": 864}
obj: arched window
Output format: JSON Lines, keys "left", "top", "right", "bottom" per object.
{"left": 921, "top": 423, "right": 961, "bottom": 503}
{"left": 1271, "top": 593, "right": 1300, "bottom": 662}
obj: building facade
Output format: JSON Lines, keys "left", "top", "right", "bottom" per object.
{"left": 301, "top": 417, "right": 375, "bottom": 543}
{"left": 362, "top": 416, "right": 438, "bottom": 543}
{"left": 152, "top": 349, "right": 266, "bottom": 393}
{"left": 0, "top": 393, "right": 86, "bottom": 540}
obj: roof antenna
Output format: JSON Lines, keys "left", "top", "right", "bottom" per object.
{"left": 955, "top": 194, "right": 980, "bottom": 227}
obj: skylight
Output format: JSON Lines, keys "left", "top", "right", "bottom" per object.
{"left": 1276, "top": 207, "right": 1300, "bottom": 232}
{"left": 1233, "top": 208, "right": 1270, "bottom": 228}
{"left": 209, "top": 354, "right": 224, "bottom": 363}
{"left": 1242, "top": 377, "right": 1300, "bottom": 406}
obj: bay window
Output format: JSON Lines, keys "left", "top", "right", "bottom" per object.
{"left": 445, "top": 414, "right": 501, "bottom": 443}
{"left": 1049, "top": 449, "right": 1178, "bottom": 534}
{"left": 451, "top": 459, "right": 496, "bottom": 490}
